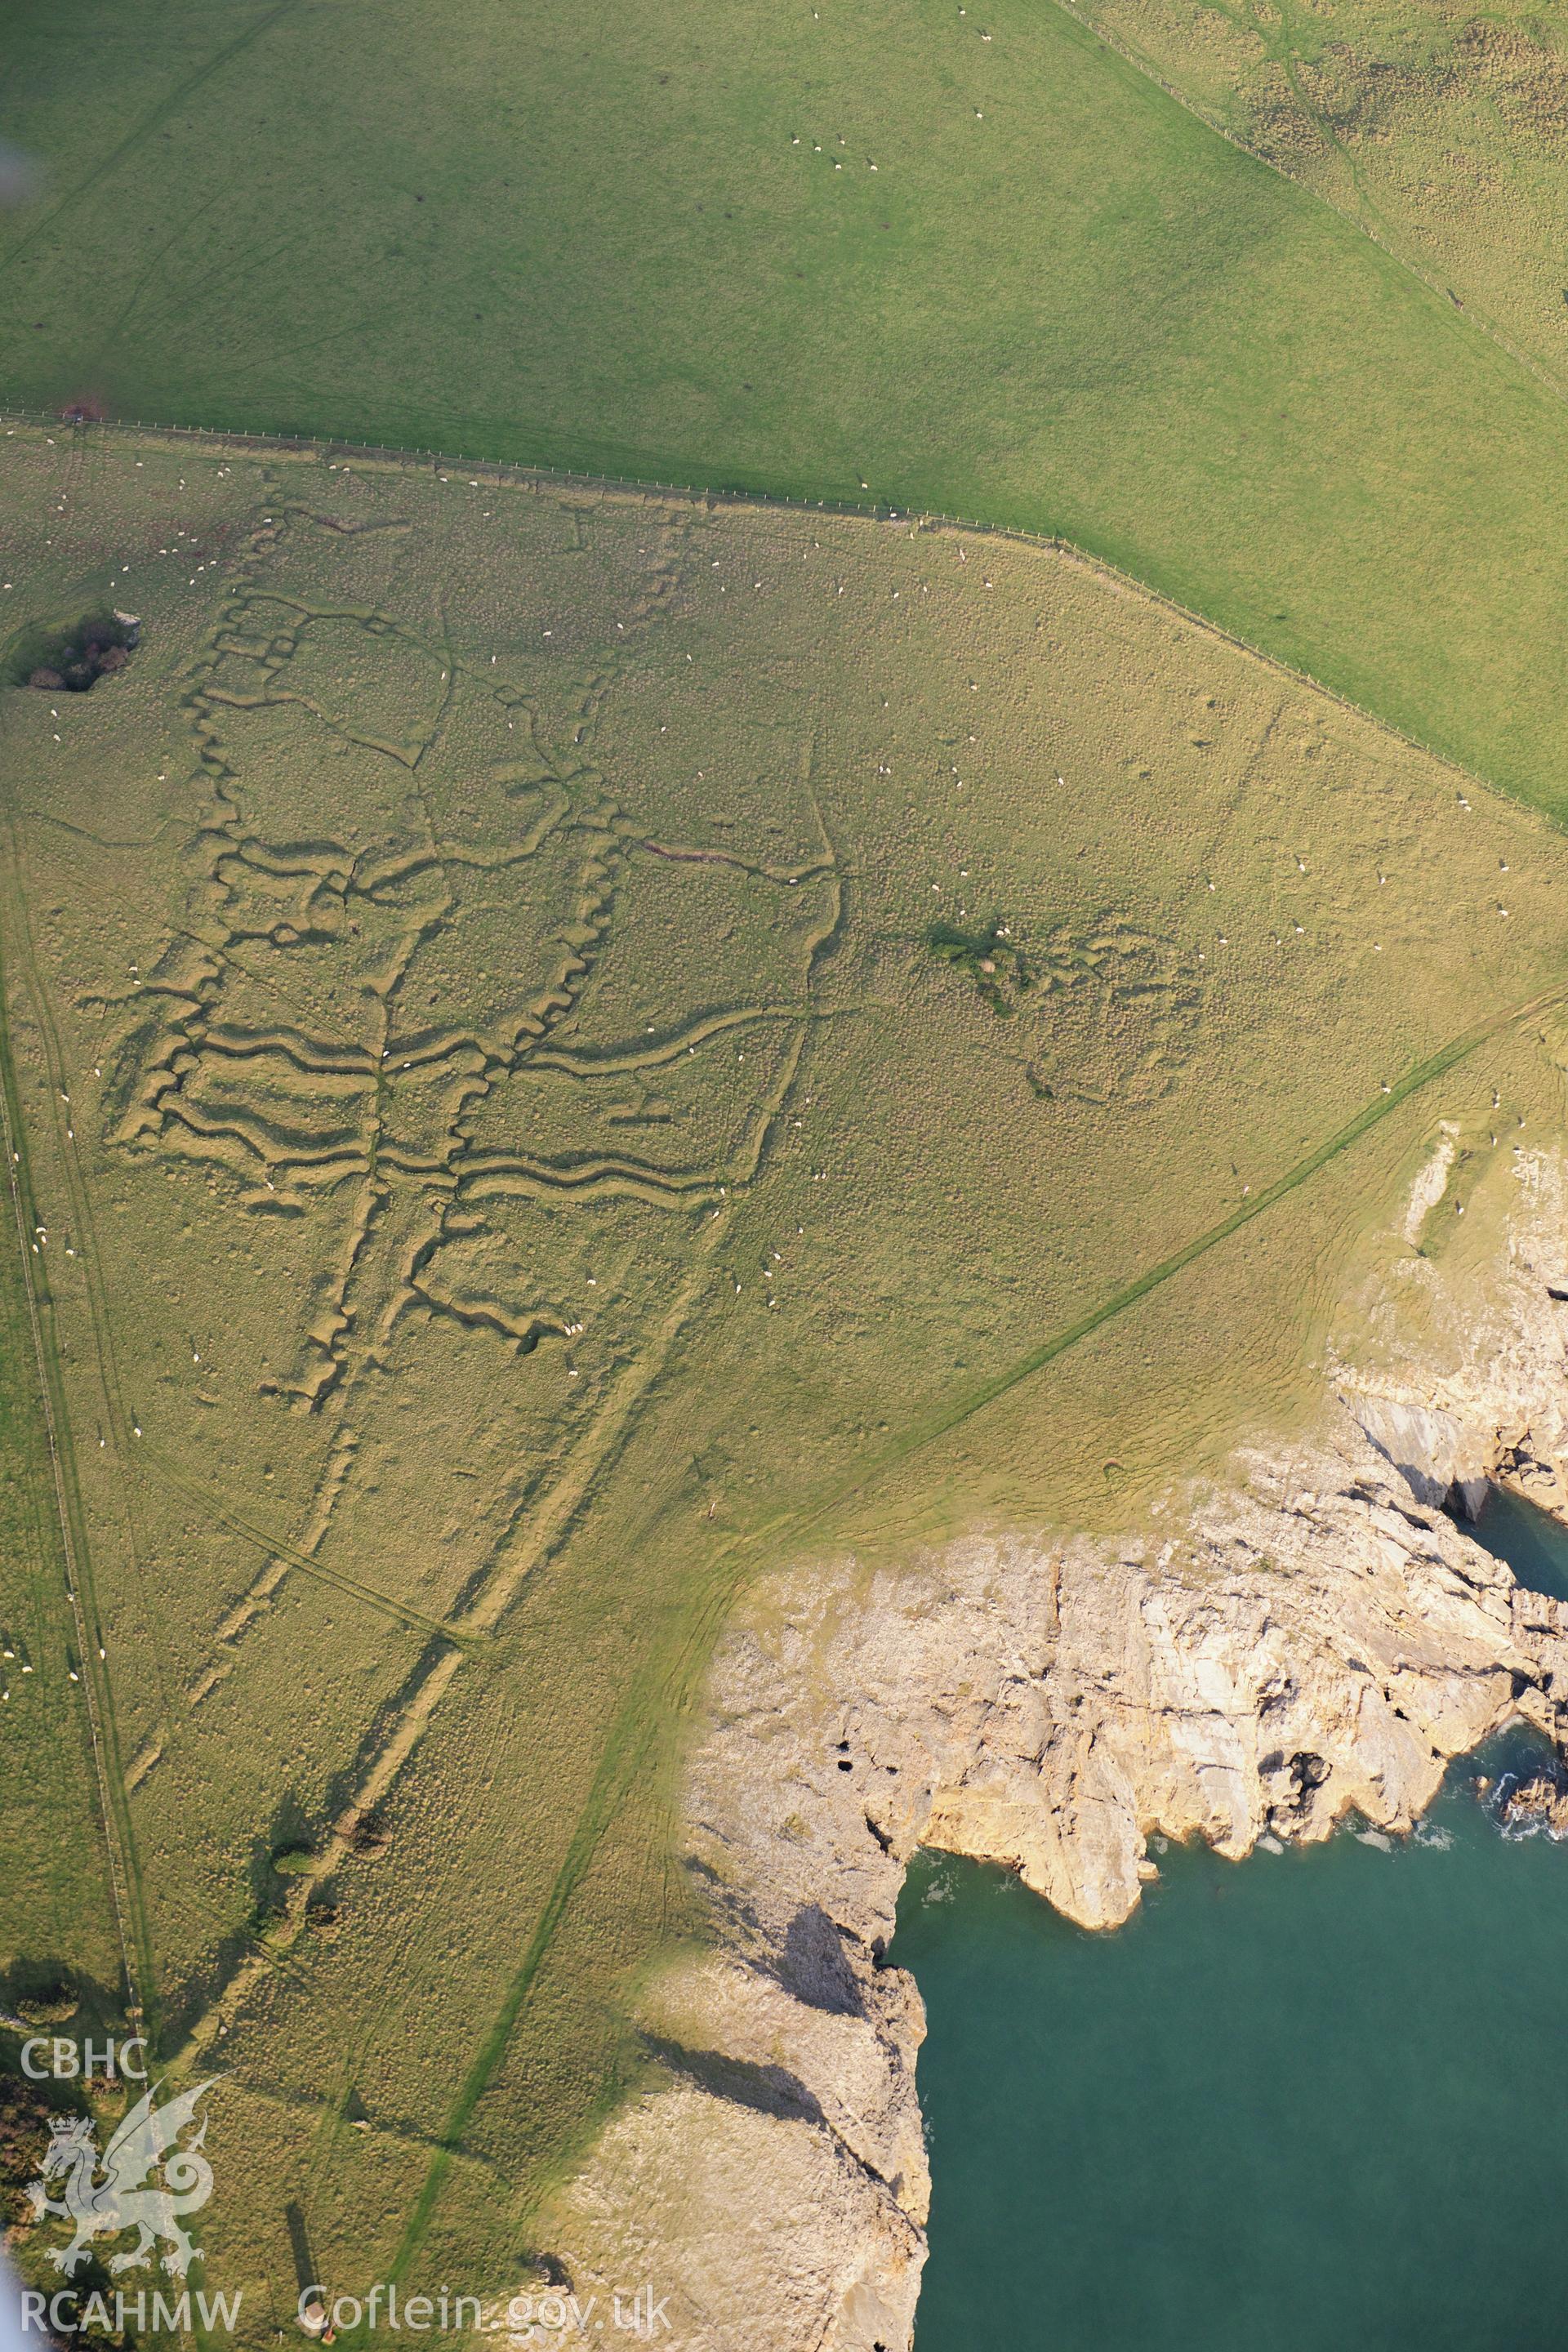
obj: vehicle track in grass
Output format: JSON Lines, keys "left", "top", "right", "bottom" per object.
{"left": 141, "top": 1452, "right": 482, "bottom": 1650}
{"left": 154, "top": 761, "right": 840, "bottom": 2079}
{"left": 0, "top": 840, "right": 156, "bottom": 2030}
{"left": 0, "top": 0, "right": 305, "bottom": 286}
{"left": 0, "top": 483, "right": 844, "bottom": 2139}
{"left": 13, "top": 419, "right": 1562, "bottom": 2271}
{"left": 0, "top": 806, "right": 291, "bottom": 2030}
{"left": 0, "top": 866, "right": 343, "bottom": 2010}
{"left": 389, "top": 969, "right": 1568, "bottom": 2270}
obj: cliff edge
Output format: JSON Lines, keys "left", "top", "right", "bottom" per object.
{"left": 541, "top": 1147, "right": 1568, "bottom": 2350}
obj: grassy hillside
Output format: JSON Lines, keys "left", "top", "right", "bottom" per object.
{"left": 0, "top": 926, "right": 124, "bottom": 2035}
{"left": 7, "top": 1, "right": 1568, "bottom": 814}
{"left": 1074, "top": 0, "right": 1568, "bottom": 392}
{"left": 7, "top": 423, "right": 1568, "bottom": 2308}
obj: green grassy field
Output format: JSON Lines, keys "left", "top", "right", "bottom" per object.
{"left": 1075, "top": 0, "right": 1568, "bottom": 392}
{"left": 6, "top": 0, "right": 1568, "bottom": 2331}
{"left": 6, "top": 423, "right": 1568, "bottom": 2314}
{"left": 7, "top": 0, "right": 1568, "bottom": 817}
{"left": 0, "top": 982, "right": 122, "bottom": 2035}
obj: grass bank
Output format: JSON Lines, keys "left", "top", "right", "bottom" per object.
{"left": 5, "top": 0, "right": 1568, "bottom": 812}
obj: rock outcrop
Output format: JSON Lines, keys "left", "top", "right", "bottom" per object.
{"left": 1492, "top": 1762, "right": 1568, "bottom": 1838}
{"left": 542, "top": 1147, "right": 1568, "bottom": 2351}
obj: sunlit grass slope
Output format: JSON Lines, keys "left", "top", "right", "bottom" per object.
{"left": 7, "top": 425, "right": 1568, "bottom": 2302}
{"left": 0, "top": 1057, "right": 121, "bottom": 2023}
{"left": 5, "top": 0, "right": 1568, "bottom": 813}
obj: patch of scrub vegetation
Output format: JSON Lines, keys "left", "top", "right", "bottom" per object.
{"left": 4, "top": 608, "right": 137, "bottom": 693}
{"left": 9, "top": 1977, "right": 78, "bottom": 2028}
{"left": 0, "top": 2070, "right": 60, "bottom": 2233}
{"left": 11, "top": 427, "right": 1568, "bottom": 2315}
{"left": 926, "top": 916, "right": 1034, "bottom": 1016}
{"left": 13, "top": 5, "right": 1568, "bottom": 808}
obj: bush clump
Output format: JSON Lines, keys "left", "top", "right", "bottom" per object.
{"left": 14, "top": 1980, "right": 78, "bottom": 2027}
{"left": 925, "top": 915, "right": 1035, "bottom": 1016}
{"left": 16, "top": 609, "right": 139, "bottom": 693}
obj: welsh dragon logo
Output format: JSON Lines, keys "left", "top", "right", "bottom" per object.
{"left": 25, "top": 2079, "right": 217, "bottom": 2277}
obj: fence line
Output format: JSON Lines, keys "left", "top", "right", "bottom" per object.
{"left": 0, "top": 403, "right": 1503, "bottom": 809}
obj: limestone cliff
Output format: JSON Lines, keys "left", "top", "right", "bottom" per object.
{"left": 541, "top": 1147, "right": 1568, "bottom": 2352}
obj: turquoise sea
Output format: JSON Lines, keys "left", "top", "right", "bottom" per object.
{"left": 892, "top": 1491, "right": 1568, "bottom": 2352}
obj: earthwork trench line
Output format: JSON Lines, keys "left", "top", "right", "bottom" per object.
{"left": 389, "top": 969, "right": 1568, "bottom": 2271}
{"left": 166, "top": 1251, "right": 727, "bottom": 2080}
{"left": 4, "top": 409, "right": 1528, "bottom": 842}
{"left": 143, "top": 1450, "right": 480, "bottom": 1650}
{"left": 0, "top": 804, "right": 183, "bottom": 2018}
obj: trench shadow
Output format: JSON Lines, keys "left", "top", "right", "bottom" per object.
{"left": 157, "top": 1797, "right": 320, "bottom": 2055}
{"left": 285, "top": 2199, "right": 318, "bottom": 2297}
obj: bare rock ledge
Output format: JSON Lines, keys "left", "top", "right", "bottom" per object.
{"left": 542, "top": 1148, "right": 1568, "bottom": 2352}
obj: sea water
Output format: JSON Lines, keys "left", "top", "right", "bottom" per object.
{"left": 893, "top": 1491, "right": 1568, "bottom": 2352}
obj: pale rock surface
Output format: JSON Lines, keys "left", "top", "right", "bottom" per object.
{"left": 546, "top": 1150, "right": 1568, "bottom": 2351}
{"left": 1494, "top": 1765, "right": 1568, "bottom": 1837}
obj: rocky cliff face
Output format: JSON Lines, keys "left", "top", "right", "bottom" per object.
{"left": 542, "top": 1147, "right": 1568, "bottom": 2352}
